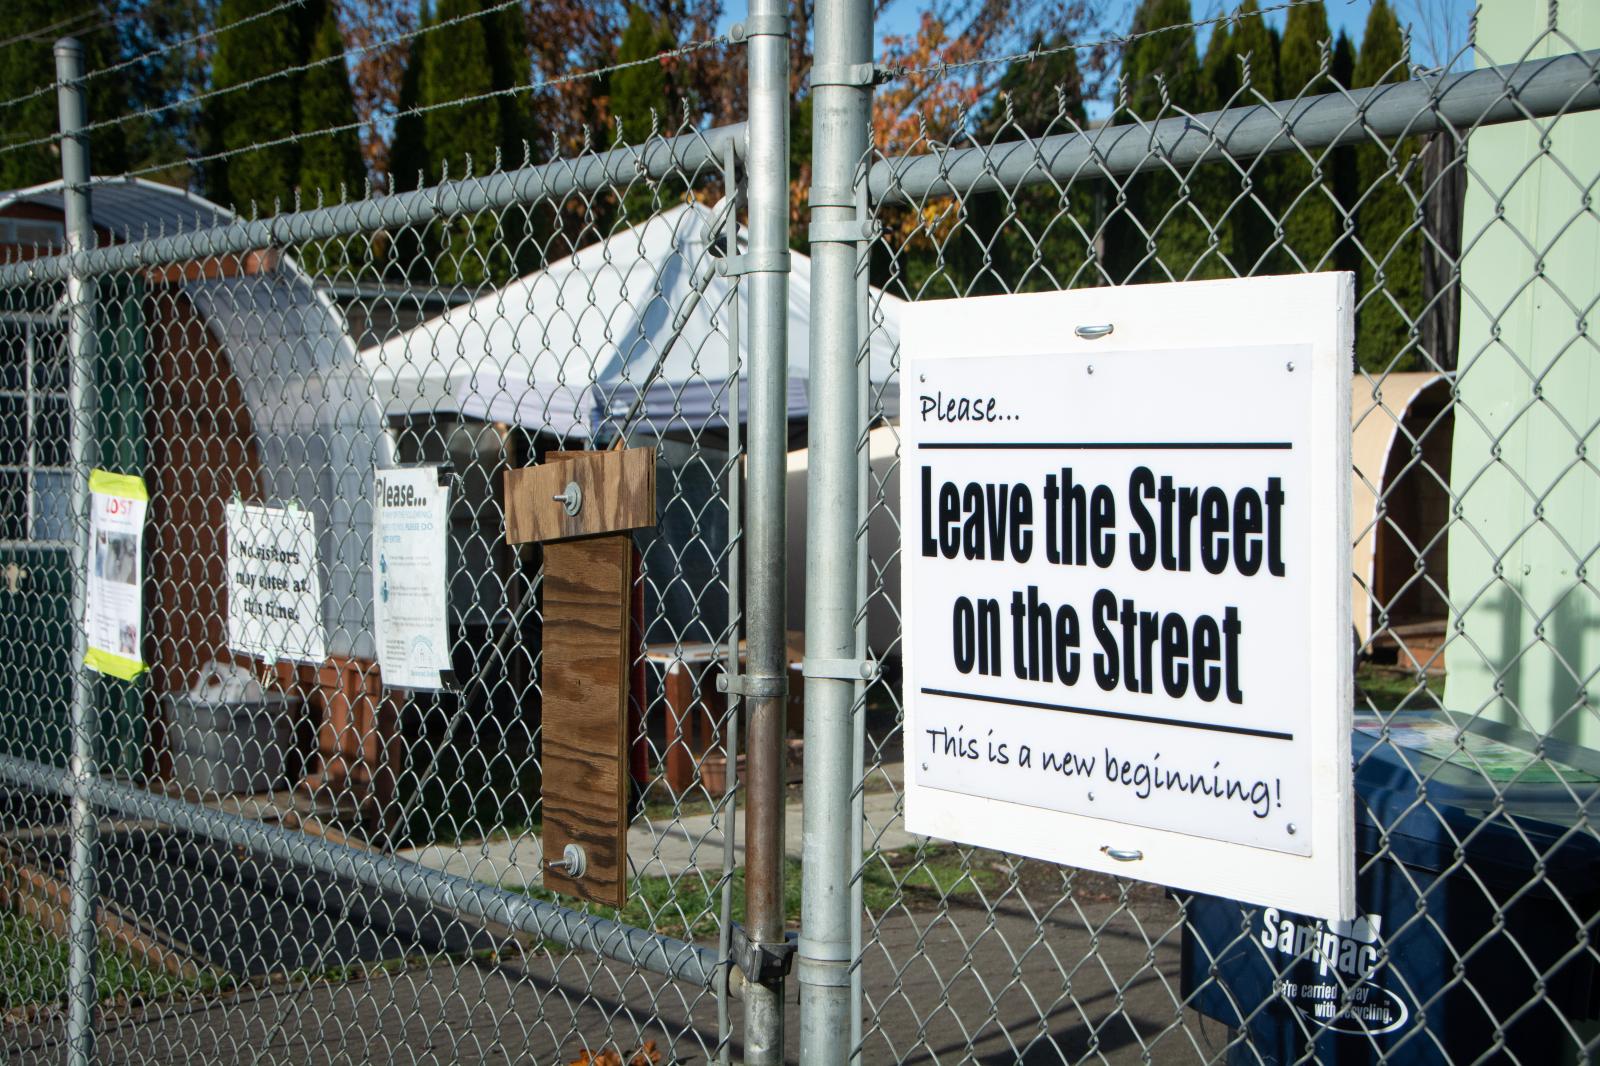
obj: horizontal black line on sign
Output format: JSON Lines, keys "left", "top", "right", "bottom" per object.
{"left": 917, "top": 441, "right": 1294, "bottom": 451}
{"left": 919, "top": 687, "right": 1295, "bottom": 741}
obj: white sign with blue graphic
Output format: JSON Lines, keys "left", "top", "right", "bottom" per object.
{"left": 374, "top": 467, "right": 451, "bottom": 690}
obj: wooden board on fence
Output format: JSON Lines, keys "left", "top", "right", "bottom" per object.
{"left": 504, "top": 447, "right": 655, "bottom": 542}
{"left": 539, "top": 533, "right": 632, "bottom": 907}
{"left": 507, "top": 448, "right": 656, "bottom": 909}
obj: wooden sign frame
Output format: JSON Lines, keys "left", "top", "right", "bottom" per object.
{"left": 505, "top": 447, "right": 656, "bottom": 908}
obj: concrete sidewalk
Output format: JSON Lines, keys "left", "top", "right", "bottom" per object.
{"left": 395, "top": 777, "right": 922, "bottom": 889}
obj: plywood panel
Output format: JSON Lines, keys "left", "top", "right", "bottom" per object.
{"left": 504, "top": 448, "right": 655, "bottom": 544}
{"left": 539, "top": 533, "right": 632, "bottom": 907}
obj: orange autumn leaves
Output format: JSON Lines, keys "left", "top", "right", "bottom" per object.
{"left": 565, "top": 1040, "right": 663, "bottom": 1066}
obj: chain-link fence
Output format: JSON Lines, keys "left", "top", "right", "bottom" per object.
{"left": 2, "top": 2, "right": 1600, "bottom": 1065}
{"left": 0, "top": 24, "right": 793, "bottom": 1062}
{"left": 819, "top": 6, "right": 1600, "bottom": 1064}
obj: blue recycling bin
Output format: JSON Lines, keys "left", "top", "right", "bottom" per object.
{"left": 1181, "top": 711, "right": 1600, "bottom": 1065}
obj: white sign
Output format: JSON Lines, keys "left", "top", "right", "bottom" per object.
{"left": 226, "top": 501, "right": 325, "bottom": 664}
{"left": 84, "top": 470, "right": 149, "bottom": 680}
{"left": 901, "top": 274, "right": 1355, "bottom": 920}
{"left": 373, "top": 468, "right": 452, "bottom": 690}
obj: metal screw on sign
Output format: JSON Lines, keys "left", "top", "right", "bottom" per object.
{"left": 1075, "top": 323, "right": 1114, "bottom": 340}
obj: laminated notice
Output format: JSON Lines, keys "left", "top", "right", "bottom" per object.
{"left": 373, "top": 467, "right": 452, "bottom": 690}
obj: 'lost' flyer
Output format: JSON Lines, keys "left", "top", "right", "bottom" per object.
{"left": 84, "top": 470, "right": 149, "bottom": 680}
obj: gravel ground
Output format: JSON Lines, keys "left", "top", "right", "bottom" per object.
{"left": 5, "top": 865, "right": 1228, "bottom": 1065}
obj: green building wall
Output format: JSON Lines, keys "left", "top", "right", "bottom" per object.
{"left": 1445, "top": 2, "right": 1600, "bottom": 747}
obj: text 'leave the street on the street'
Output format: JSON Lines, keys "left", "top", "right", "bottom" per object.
{"left": 901, "top": 275, "right": 1356, "bottom": 920}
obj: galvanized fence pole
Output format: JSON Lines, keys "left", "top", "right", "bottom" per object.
{"left": 798, "top": 0, "right": 874, "bottom": 1057}
{"left": 739, "top": 0, "right": 794, "bottom": 1061}
{"left": 54, "top": 35, "right": 101, "bottom": 1066}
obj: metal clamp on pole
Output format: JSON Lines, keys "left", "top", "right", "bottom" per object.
{"left": 716, "top": 672, "right": 790, "bottom": 699}
{"left": 716, "top": 249, "right": 792, "bottom": 277}
{"left": 803, "top": 658, "right": 879, "bottom": 682}
{"left": 730, "top": 14, "right": 790, "bottom": 40}
{"left": 730, "top": 924, "right": 799, "bottom": 984}
{"left": 808, "top": 219, "right": 882, "bottom": 245}
{"left": 810, "top": 62, "right": 884, "bottom": 88}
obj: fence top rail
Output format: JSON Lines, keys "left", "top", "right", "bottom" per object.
{"left": 0, "top": 121, "right": 746, "bottom": 289}
{"left": 869, "top": 49, "right": 1600, "bottom": 204}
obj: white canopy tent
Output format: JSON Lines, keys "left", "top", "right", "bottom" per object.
{"left": 362, "top": 201, "right": 903, "bottom": 438}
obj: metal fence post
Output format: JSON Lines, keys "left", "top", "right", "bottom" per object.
{"left": 54, "top": 35, "right": 101, "bottom": 1066}
{"left": 740, "top": 0, "right": 793, "bottom": 1061}
{"left": 798, "top": 0, "right": 873, "bottom": 1057}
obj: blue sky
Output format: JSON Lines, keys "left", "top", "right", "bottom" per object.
{"left": 720, "top": 0, "right": 1475, "bottom": 76}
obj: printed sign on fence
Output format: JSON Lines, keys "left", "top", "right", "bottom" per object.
{"left": 226, "top": 500, "right": 325, "bottom": 664}
{"left": 901, "top": 275, "right": 1356, "bottom": 919}
{"left": 84, "top": 470, "right": 149, "bottom": 680}
{"left": 373, "top": 467, "right": 452, "bottom": 690}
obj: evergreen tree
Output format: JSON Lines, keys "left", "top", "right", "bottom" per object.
{"left": 296, "top": 1, "right": 366, "bottom": 206}
{"left": 610, "top": 5, "right": 675, "bottom": 145}
{"left": 1115, "top": 0, "right": 1209, "bottom": 283}
{"left": 1352, "top": 0, "right": 1422, "bottom": 372}
{"left": 294, "top": 1, "right": 366, "bottom": 273}
{"left": 0, "top": 1, "right": 128, "bottom": 191}
{"left": 483, "top": 2, "right": 532, "bottom": 165}
{"left": 388, "top": 3, "right": 430, "bottom": 194}
{"left": 609, "top": 5, "right": 677, "bottom": 222}
{"left": 1201, "top": 20, "right": 1239, "bottom": 109}
{"left": 1330, "top": 30, "right": 1360, "bottom": 278}
{"left": 381, "top": 4, "right": 431, "bottom": 282}
{"left": 205, "top": 0, "right": 305, "bottom": 213}
{"left": 419, "top": 0, "right": 520, "bottom": 284}
{"left": 1272, "top": 0, "right": 1340, "bottom": 272}
{"left": 1229, "top": 1, "right": 1280, "bottom": 103}
{"left": 1192, "top": 19, "right": 1240, "bottom": 277}
{"left": 1220, "top": 0, "right": 1280, "bottom": 275}
{"left": 421, "top": 0, "right": 502, "bottom": 178}
{"left": 959, "top": 38, "right": 1096, "bottom": 295}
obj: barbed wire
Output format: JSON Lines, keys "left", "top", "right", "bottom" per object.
{"left": 118, "top": 34, "right": 730, "bottom": 191}
{"left": 0, "top": 9, "right": 110, "bottom": 53}
{"left": 879, "top": 0, "right": 1327, "bottom": 84}
{"left": 0, "top": 0, "right": 310, "bottom": 118}
{"left": 0, "top": 0, "right": 528, "bottom": 158}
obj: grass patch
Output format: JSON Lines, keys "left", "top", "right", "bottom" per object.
{"left": 861, "top": 844, "right": 1004, "bottom": 910}
{"left": 521, "top": 859, "right": 803, "bottom": 941}
{"left": 0, "top": 911, "right": 192, "bottom": 1009}
{"left": 1357, "top": 664, "right": 1446, "bottom": 713}
{"left": 516, "top": 843, "right": 1005, "bottom": 941}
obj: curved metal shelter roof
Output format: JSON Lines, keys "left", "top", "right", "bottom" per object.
{"left": 0, "top": 175, "right": 231, "bottom": 243}
{"left": 0, "top": 177, "right": 386, "bottom": 660}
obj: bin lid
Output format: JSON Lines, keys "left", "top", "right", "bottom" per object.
{"left": 1353, "top": 711, "right": 1600, "bottom": 888}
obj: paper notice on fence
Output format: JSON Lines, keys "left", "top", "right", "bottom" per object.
{"left": 84, "top": 470, "right": 149, "bottom": 680}
{"left": 373, "top": 468, "right": 452, "bottom": 690}
{"left": 226, "top": 500, "right": 325, "bottom": 664}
